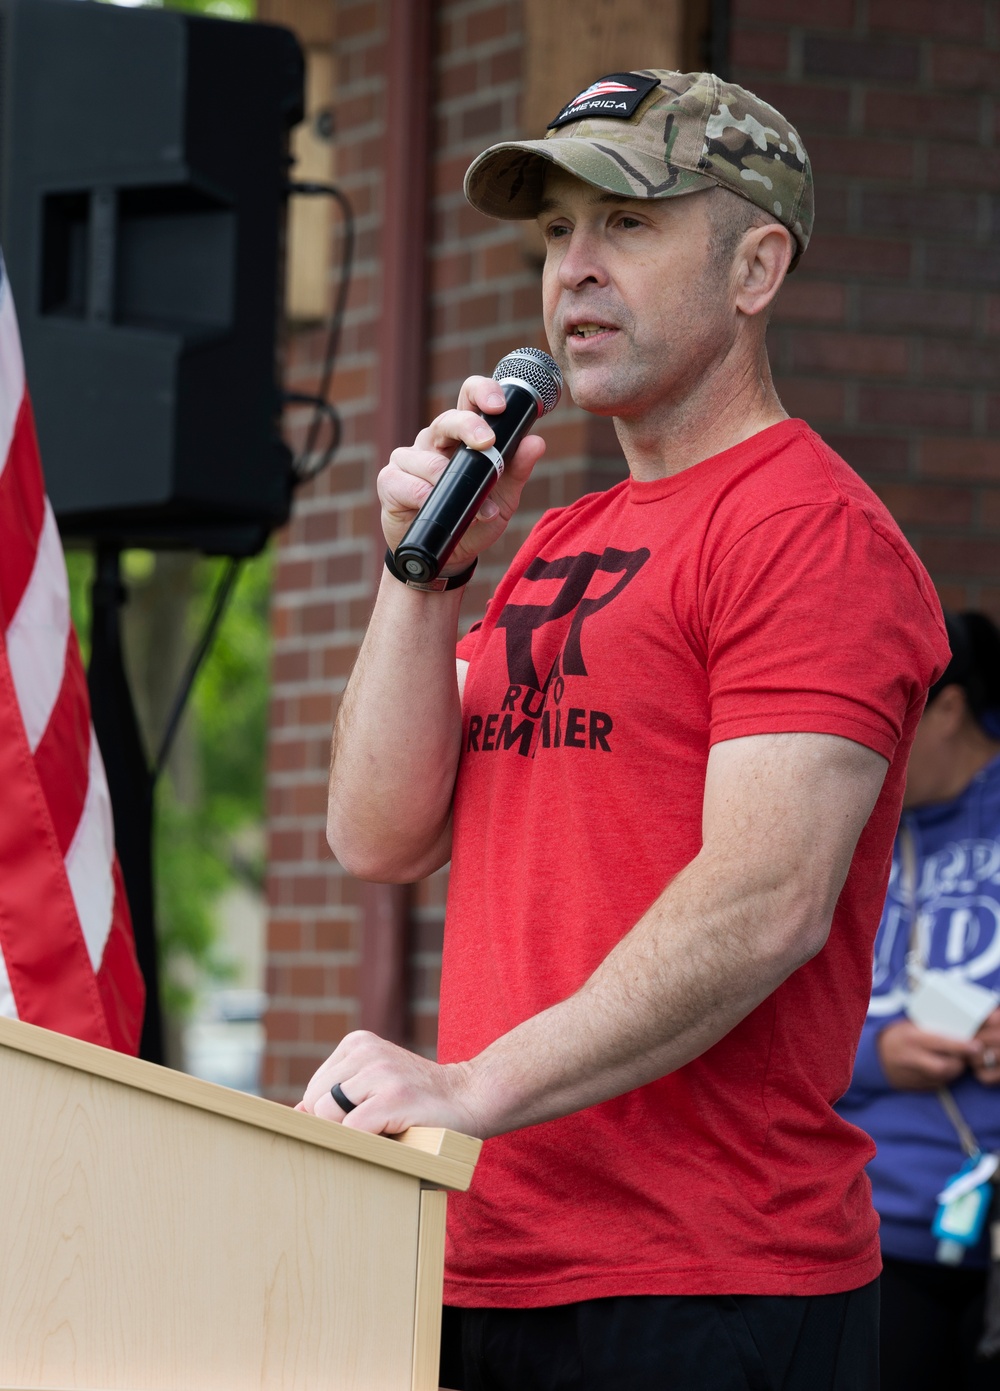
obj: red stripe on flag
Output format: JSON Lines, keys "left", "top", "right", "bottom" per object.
{"left": 0, "top": 394, "right": 46, "bottom": 630}
{"left": 0, "top": 638, "right": 111, "bottom": 1047}
{"left": 32, "top": 630, "right": 91, "bottom": 856}
{"left": 95, "top": 861, "right": 144, "bottom": 1055}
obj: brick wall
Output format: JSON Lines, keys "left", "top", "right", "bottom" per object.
{"left": 263, "top": 0, "right": 1000, "bottom": 1101}
{"left": 730, "top": 0, "right": 1000, "bottom": 614}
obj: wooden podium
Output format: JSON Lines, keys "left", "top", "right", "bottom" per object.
{"left": 0, "top": 1015, "right": 480, "bottom": 1391}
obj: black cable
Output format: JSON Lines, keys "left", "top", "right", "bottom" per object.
{"left": 284, "top": 181, "right": 355, "bottom": 485}
{"left": 153, "top": 556, "right": 242, "bottom": 781}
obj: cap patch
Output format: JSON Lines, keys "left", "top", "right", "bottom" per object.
{"left": 547, "top": 72, "right": 660, "bottom": 130}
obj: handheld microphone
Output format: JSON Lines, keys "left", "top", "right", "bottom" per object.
{"left": 392, "top": 347, "right": 563, "bottom": 584}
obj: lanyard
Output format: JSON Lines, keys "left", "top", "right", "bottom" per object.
{"left": 898, "top": 821, "right": 982, "bottom": 1160}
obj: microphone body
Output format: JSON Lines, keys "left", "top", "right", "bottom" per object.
{"left": 393, "top": 348, "right": 562, "bottom": 585}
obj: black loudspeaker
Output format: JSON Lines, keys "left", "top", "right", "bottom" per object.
{"left": 0, "top": 0, "right": 304, "bottom": 555}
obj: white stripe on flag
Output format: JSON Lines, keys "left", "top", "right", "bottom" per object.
{"left": 65, "top": 730, "right": 116, "bottom": 971}
{"left": 6, "top": 500, "right": 71, "bottom": 752}
{"left": 0, "top": 269, "right": 25, "bottom": 481}
{"left": 0, "top": 944, "right": 16, "bottom": 1021}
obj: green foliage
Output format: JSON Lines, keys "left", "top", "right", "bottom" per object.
{"left": 155, "top": 550, "right": 272, "bottom": 1013}
{"left": 154, "top": 778, "right": 236, "bottom": 1016}
{"left": 64, "top": 547, "right": 273, "bottom": 1018}
{"left": 99, "top": 0, "right": 255, "bottom": 16}
{"left": 169, "top": 0, "right": 256, "bottom": 16}
{"left": 192, "top": 553, "right": 272, "bottom": 837}
{"left": 64, "top": 549, "right": 95, "bottom": 664}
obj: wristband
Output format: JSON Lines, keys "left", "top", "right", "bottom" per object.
{"left": 384, "top": 547, "right": 477, "bottom": 592}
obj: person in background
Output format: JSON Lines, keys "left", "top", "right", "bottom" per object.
{"left": 839, "top": 610, "right": 1000, "bottom": 1391}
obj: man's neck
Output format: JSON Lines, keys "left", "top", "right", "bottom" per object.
{"left": 614, "top": 350, "right": 788, "bottom": 482}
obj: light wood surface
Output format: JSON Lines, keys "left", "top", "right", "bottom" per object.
{"left": 0, "top": 1015, "right": 480, "bottom": 1191}
{"left": 0, "top": 1016, "right": 481, "bottom": 1390}
{"left": 410, "top": 1191, "right": 448, "bottom": 1391}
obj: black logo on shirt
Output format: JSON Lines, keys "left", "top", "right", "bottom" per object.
{"left": 467, "top": 546, "right": 649, "bottom": 758}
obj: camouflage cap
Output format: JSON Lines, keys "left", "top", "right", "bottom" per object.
{"left": 464, "top": 70, "right": 813, "bottom": 268}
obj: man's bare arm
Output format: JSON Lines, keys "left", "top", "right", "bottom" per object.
{"left": 304, "top": 731, "right": 888, "bottom": 1135}
{"left": 326, "top": 378, "right": 545, "bottom": 882}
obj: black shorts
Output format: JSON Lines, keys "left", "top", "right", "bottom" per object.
{"left": 879, "top": 1254, "right": 994, "bottom": 1391}
{"left": 440, "top": 1282, "right": 879, "bottom": 1391}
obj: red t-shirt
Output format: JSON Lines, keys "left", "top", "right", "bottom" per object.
{"left": 442, "top": 418, "right": 948, "bottom": 1306}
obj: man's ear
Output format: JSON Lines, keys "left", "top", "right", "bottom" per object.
{"left": 734, "top": 224, "right": 793, "bottom": 318}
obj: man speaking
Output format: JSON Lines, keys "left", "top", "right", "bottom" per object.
{"left": 299, "top": 71, "right": 949, "bottom": 1388}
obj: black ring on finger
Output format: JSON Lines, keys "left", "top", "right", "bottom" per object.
{"left": 330, "top": 1081, "right": 357, "bottom": 1114}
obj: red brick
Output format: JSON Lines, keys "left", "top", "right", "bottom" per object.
{"left": 869, "top": 0, "right": 988, "bottom": 41}
{"left": 928, "top": 142, "right": 1000, "bottom": 190}
{"left": 825, "top": 433, "right": 911, "bottom": 476}
{"left": 410, "top": 1014, "right": 439, "bottom": 1050}
{"left": 921, "top": 535, "right": 1000, "bottom": 576}
{"left": 773, "top": 377, "right": 847, "bottom": 423}
{"left": 320, "top": 552, "right": 366, "bottom": 586}
{"left": 981, "top": 490, "right": 1000, "bottom": 528}
{"left": 271, "top": 649, "right": 310, "bottom": 684}
{"left": 859, "top": 288, "right": 977, "bottom": 333}
{"left": 937, "top": 582, "right": 978, "bottom": 610}
{"left": 335, "top": 91, "right": 379, "bottom": 130}
{"left": 808, "top": 135, "right": 916, "bottom": 181}
{"left": 858, "top": 386, "right": 974, "bottom": 431}
{"left": 322, "top": 645, "right": 361, "bottom": 679}
{"left": 455, "top": 290, "right": 502, "bottom": 331}
{"left": 460, "top": 100, "right": 505, "bottom": 141}
{"left": 734, "top": 0, "right": 854, "bottom": 23}
{"left": 290, "top": 782, "right": 329, "bottom": 818}
{"left": 932, "top": 42, "right": 1000, "bottom": 91}
{"left": 805, "top": 235, "right": 912, "bottom": 279}
{"left": 297, "top": 510, "right": 339, "bottom": 546}
{"left": 745, "top": 81, "right": 852, "bottom": 132}
{"left": 788, "top": 330, "right": 909, "bottom": 376}
{"left": 924, "top": 243, "right": 1000, "bottom": 288}
{"left": 267, "top": 917, "right": 305, "bottom": 952}
{"left": 274, "top": 557, "right": 314, "bottom": 594}
{"left": 479, "top": 239, "right": 529, "bottom": 279}
{"left": 314, "top": 918, "right": 356, "bottom": 952}
{"left": 802, "top": 35, "right": 920, "bottom": 81}
{"left": 986, "top": 296, "right": 1000, "bottom": 336}
{"left": 772, "top": 279, "right": 847, "bottom": 324}
{"left": 438, "top": 59, "right": 480, "bottom": 101}
{"left": 875, "top": 483, "right": 975, "bottom": 526}
{"left": 864, "top": 88, "right": 984, "bottom": 140}
{"left": 464, "top": 4, "right": 510, "bottom": 46}
{"left": 309, "top": 1010, "right": 356, "bottom": 1045}
{"left": 361, "top": 42, "right": 389, "bottom": 80}
{"left": 920, "top": 437, "right": 1000, "bottom": 480}
{"left": 263, "top": 1008, "right": 309, "bottom": 1043}
{"left": 297, "top": 692, "right": 335, "bottom": 726}
{"left": 861, "top": 189, "right": 981, "bottom": 236}
{"left": 730, "top": 28, "right": 791, "bottom": 73}
{"left": 921, "top": 339, "right": 1000, "bottom": 383}
{"left": 488, "top": 47, "right": 520, "bottom": 87}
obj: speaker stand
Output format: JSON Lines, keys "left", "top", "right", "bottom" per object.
{"left": 87, "top": 547, "right": 164, "bottom": 1064}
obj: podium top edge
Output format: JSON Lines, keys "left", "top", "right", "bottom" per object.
{"left": 0, "top": 1016, "right": 482, "bottom": 1192}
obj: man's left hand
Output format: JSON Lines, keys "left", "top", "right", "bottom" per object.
{"left": 973, "top": 1007, "right": 1000, "bottom": 1086}
{"left": 296, "top": 1031, "right": 488, "bottom": 1136}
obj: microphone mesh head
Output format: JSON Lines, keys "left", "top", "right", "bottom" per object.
{"left": 493, "top": 347, "right": 563, "bottom": 416}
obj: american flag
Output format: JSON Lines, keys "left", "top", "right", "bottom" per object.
{"left": 569, "top": 79, "right": 639, "bottom": 107}
{"left": 0, "top": 251, "right": 144, "bottom": 1052}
